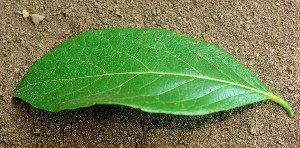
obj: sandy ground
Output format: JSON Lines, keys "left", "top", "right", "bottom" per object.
{"left": 1, "top": 0, "right": 300, "bottom": 147}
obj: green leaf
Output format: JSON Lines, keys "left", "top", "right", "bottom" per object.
{"left": 15, "top": 28, "right": 294, "bottom": 117}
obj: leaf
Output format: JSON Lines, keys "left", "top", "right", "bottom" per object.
{"left": 15, "top": 28, "right": 294, "bottom": 117}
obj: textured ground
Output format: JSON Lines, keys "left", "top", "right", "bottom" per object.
{"left": 1, "top": 0, "right": 299, "bottom": 147}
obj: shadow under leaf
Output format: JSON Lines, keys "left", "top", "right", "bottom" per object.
{"left": 12, "top": 97, "right": 261, "bottom": 130}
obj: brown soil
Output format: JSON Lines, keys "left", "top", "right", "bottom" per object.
{"left": 1, "top": 0, "right": 299, "bottom": 147}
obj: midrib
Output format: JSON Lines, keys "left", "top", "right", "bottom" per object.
{"left": 16, "top": 71, "right": 272, "bottom": 98}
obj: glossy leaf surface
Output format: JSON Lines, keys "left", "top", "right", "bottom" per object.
{"left": 15, "top": 28, "right": 293, "bottom": 116}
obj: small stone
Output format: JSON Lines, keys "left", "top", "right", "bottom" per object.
{"left": 152, "top": 8, "right": 161, "bottom": 16}
{"left": 65, "top": 125, "right": 71, "bottom": 130}
{"left": 34, "top": 127, "right": 41, "bottom": 135}
{"left": 250, "top": 126, "right": 259, "bottom": 135}
{"left": 212, "top": 14, "right": 218, "bottom": 21}
{"left": 237, "top": 6, "right": 243, "bottom": 11}
{"left": 164, "top": 25, "right": 170, "bottom": 30}
{"left": 288, "top": 86, "right": 294, "bottom": 91}
{"left": 152, "top": 9, "right": 157, "bottom": 16}
{"left": 252, "top": 2, "right": 258, "bottom": 7}
{"left": 118, "top": 143, "right": 124, "bottom": 148}
{"left": 30, "top": 14, "right": 45, "bottom": 25}
{"left": 287, "top": 66, "right": 295, "bottom": 73}
{"left": 244, "top": 24, "right": 251, "bottom": 30}
{"left": 30, "top": 57, "right": 36, "bottom": 62}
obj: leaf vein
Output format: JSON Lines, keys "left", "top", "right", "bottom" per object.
{"left": 16, "top": 72, "right": 270, "bottom": 98}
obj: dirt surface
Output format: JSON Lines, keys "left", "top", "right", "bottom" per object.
{"left": 1, "top": 0, "right": 299, "bottom": 147}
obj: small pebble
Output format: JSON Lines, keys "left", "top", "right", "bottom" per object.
{"left": 250, "top": 126, "right": 259, "bottom": 135}
{"left": 65, "top": 125, "right": 71, "bottom": 130}
{"left": 30, "top": 14, "right": 45, "bottom": 25}
{"left": 252, "top": 2, "right": 259, "bottom": 7}
{"left": 34, "top": 127, "right": 41, "bottom": 135}
{"left": 287, "top": 66, "right": 295, "bottom": 73}
{"left": 244, "top": 24, "right": 251, "bottom": 30}
{"left": 118, "top": 143, "right": 124, "bottom": 148}
{"left": 152, "top": 8, "right": 161, "bottom": 16}
{"left": 288, "top": 86, "right": 294, "bottom": 91}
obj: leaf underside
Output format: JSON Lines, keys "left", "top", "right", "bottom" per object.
{"left": 15, "top": 28, "right": 293, "bottom": 116}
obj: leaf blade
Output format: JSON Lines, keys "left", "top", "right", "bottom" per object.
{"left": 15, "top": 28, "right": 293, "bottom": 116}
